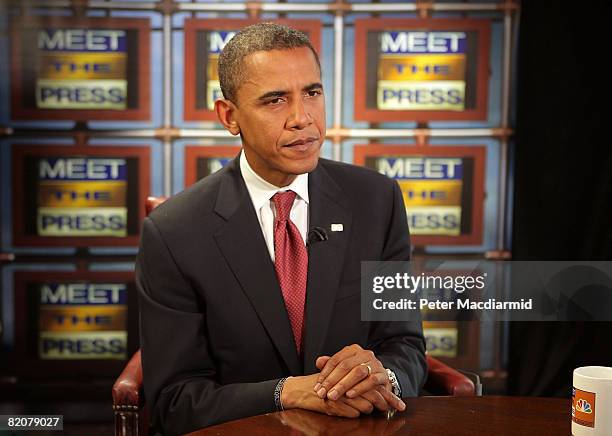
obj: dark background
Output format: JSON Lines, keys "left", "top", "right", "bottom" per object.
{"left": 509, "top": 0, "right": 612, "bottom": 396}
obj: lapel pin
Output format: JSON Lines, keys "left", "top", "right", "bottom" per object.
{"left": 331, "top": 224, "right": 343, "bottom": 232}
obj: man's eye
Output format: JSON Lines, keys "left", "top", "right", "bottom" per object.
{"left": 306, "top": 89, "right": 322, "bottom": 97}
{"left": 266, "top": 98, "right": 285, "bottom": 105}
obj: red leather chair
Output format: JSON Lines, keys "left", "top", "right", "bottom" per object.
{"left": 423, "top": 354, "right": 476, "bottom": 396}
{"left": 144, "top": 196, "right": 168, "bottom": 216}
{"left": 112, "top": 350, "right": 147, "bottom": 436}
{"left": 112, "top": 197, "right": 476, "bottom": 435}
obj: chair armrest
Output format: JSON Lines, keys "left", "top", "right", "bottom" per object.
{"left": 145, "top": 197, "right": 168, "bottom": 216}
{"left": 112, "top": 350, "right": 144, "bottom": 409}
{"left": 424, "top": 355, "right": 476, "bottom": 396}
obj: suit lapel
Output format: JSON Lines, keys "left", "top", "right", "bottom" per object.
{"left": 303, "top": 163, "right": 352, "bottom": 374}
{"left": 212, "top": 159, "right": 302, "bottom": 375}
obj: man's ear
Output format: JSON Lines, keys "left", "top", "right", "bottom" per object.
{"left": 214, "top": 99, "right": 240, "bottom": 136}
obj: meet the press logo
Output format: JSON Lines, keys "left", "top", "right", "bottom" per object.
{"left": 374, "top": 156, "right": 464, "bottom": 236}
{"left": 377, "top": 31, "right": 466, "bottom": 111}
{"left": 38, "top": 282, "right": 128, "bottom": 360}
{"left": 36, "top": 28, "right": 128, "bottom": 109}
{"left": 36, "top": 157, "right": 128, "bottom": 237}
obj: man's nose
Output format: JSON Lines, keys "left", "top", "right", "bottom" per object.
{"left": 286, "top": 99, "right": 312, "bottom": 130}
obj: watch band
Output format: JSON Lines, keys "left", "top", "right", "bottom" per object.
{"left": 274, "top": 377, "right": 289, "bottom": 411}
{"left": 386, "top": 368, "right": 402, "bottom": 398}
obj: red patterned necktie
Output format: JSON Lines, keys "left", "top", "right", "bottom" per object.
{"left": 272, "top": 191, "right": 308, "bottom": 355}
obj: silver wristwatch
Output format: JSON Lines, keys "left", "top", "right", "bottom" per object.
{"left": 385, "top": 368, "right": 401, "bottom": 397}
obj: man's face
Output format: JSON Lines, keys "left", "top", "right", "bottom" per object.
{"left": 231, "top": 47, "right": 326, "bottom": 187}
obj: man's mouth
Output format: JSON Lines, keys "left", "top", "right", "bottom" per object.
{"left": 283, "top": 137, "right": 319, "bottom": 152}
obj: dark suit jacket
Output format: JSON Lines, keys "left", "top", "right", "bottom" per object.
{"left": 137, "top": 157, "right": 427, "bottom": 435}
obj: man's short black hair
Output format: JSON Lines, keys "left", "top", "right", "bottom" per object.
{"left": 218, "top": 22, "right": 321, "bottom": 104}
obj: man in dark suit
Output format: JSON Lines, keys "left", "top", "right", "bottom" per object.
{"left": 137, "top": 23, "right": 426, "bottom": 435}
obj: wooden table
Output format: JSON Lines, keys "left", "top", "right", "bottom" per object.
{"left": 188, "top": 396, "right": 570, "bottom": 435}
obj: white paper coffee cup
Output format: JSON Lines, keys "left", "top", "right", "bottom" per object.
{"left": 572, "top": 366, "right": 612, "bottom": 435}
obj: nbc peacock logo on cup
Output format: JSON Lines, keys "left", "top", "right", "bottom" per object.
{"left": 576, "top": 399, "right": 593, "bottom": 414}
{"left": 573, "top": 387, "right": 596, "bottom": 428}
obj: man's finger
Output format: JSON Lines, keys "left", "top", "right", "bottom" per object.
{"left": 343, "top": 371, "right": 388, "bottom": 399}
{"left": 316, "top": 344, "right": 363, "bottom": 384}
{"left": 327, "top": 363, "right": 386, "bottom": 400}
{"left": 313, "top": 356, "right": 331, "bottom": 393}
{"left": 360, "top": 390, "right": 389, "bottom": 412}
{"left": 318, "top": 353, "right": 371, "bottom": 397}
{"left": 378, "top": 387, "right": 406, "bottom": 411}
{"left": 341, "top": 395, "right": 375, "bottom": 415}
{"left": 315, "top": 355, "right": 330, "bottom": 371}
{"left": 326, "top": 399, "right": 361, "bottom": 418}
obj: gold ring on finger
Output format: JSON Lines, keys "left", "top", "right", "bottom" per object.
{"left": 360, "top": 362, "right": 372, "bottom": 376}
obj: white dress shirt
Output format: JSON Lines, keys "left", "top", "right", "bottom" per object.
{"left": 239, "top": 151, "right": 309, "bottom": 262}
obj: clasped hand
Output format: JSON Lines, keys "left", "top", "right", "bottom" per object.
{"left": 281, "top": 344, "right": 405, "bottom": 418}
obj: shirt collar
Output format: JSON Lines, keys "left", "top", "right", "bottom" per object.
{"left": 239, "top": 150, "right": 309, "bottom": 211}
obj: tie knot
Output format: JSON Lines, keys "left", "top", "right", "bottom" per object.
{"left": 272, "top": 191, "right": 297, "bottom": 221}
